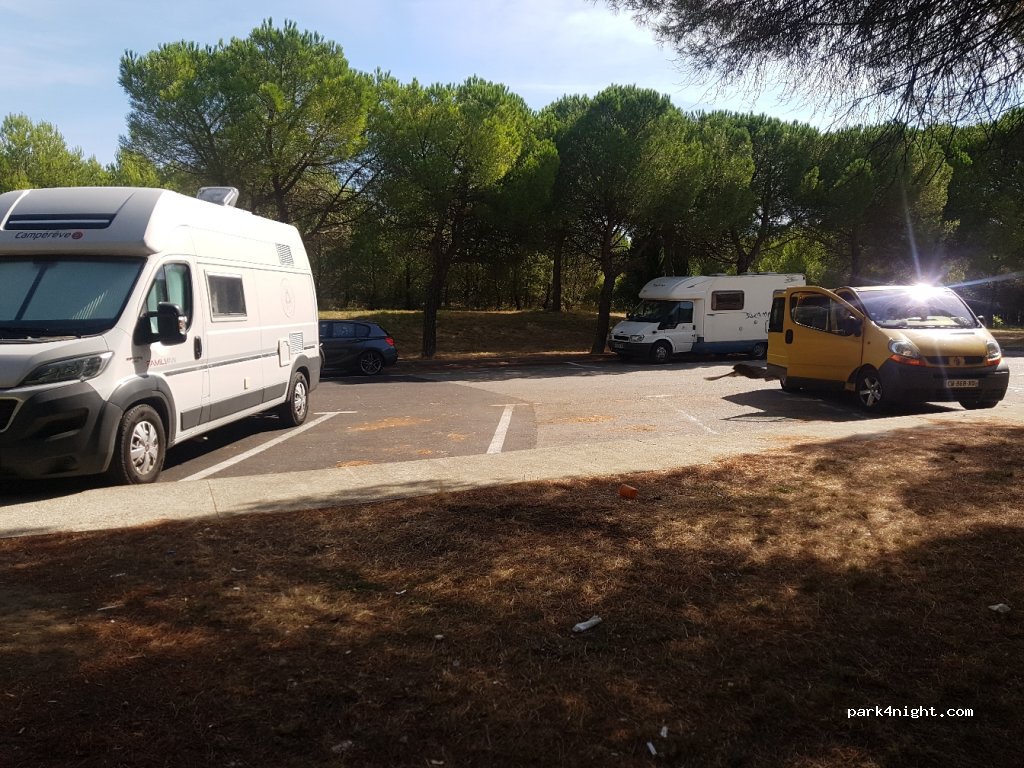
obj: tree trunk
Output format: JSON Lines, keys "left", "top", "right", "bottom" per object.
{"left": 591, "top": 229, "right": 619, "bottom": 354}
{"left": 591, "top": 264, "right": 617, "bottom": 354}
{"left": 550, "top": 232, "right": 565, "bottom": 313}
{"left": 421, "top": 261, "right": 447, "bottom": 358}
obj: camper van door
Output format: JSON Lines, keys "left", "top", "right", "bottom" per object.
{"left": 137, "top": 258, "right": 209, "bottom": 433}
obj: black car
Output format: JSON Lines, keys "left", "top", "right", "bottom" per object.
{"left": 318, "top": 320, "right": 399, "bottom": 376}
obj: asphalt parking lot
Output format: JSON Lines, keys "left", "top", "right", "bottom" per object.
{"left": 2, "top": 352, "right": 1021, "bottom": 537}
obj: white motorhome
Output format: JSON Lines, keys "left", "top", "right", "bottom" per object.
{"left": 608, "top": 273, "right": 805, "bottom": 362}
{"left": 0, "top": 186, "right": 320, "bottom": 484}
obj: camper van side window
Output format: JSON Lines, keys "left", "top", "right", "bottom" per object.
{"left": 145, "top": 263, "right": 193, "bottom": 333}
{"left": 208, "top": 274, "right": 247, "bottom": 319}
{"left": 711, "top": 291, "right": 744, "bottom": 311}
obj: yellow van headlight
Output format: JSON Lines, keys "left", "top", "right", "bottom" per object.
{"left": 985, "top": 340, "right": 1002, "bottom": 365}
{"left": 888, "top": 339, "right": 924, "bottom": 366}
{"left": 21, "top": 352, "right": 114, "bottom": 387}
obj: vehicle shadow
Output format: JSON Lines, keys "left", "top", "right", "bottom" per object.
{"left": 723, "top": 387, "right": 957, "bottom": 422}
{"left": 385, "top": 353, "right": 771, "bottom": 384}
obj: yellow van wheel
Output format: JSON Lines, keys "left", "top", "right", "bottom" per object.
{"left": 855, "top": 368, "right": 884, "bottom": 411}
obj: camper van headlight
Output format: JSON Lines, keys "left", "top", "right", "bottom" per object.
{"left": 629, "top": 334, "right": 645, "bottom": 343}
{"left": 21, "top": 352, "right": 114, "bottom": 387}
{"left": 887, "top": 339, "right": 922, "bottom": 365}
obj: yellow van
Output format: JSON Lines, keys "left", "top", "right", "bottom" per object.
{"left": 766, "top": 284, "right": 1009, "bottom": 411}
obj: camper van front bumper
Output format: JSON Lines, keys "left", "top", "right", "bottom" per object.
{"left": 0, "top": 382, "right": 119, "bottom": 478}
{"left": 877, "top": 359, "right": 1010, "bottom": 404}
{"left": 608, "top": 338, "right": 652, "bottom": 357}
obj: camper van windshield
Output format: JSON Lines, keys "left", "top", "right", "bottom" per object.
{"left": 630, "top": 300, "right": 675, "bottom": 323}
{"left": 0, "top": 258, "right": 144, "bottom": 338}
{"left": 858, "top": 287, "right": 981, "bottom": 330}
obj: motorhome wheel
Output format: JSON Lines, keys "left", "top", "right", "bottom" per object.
{"left": 107, "top": 404, "right": 166, "bottom": 484}
{"left": 650, "top": 341, "right": 671, "bottom": 364}
{"left": 278, "top": 371, "right": 310, "bottom": 427}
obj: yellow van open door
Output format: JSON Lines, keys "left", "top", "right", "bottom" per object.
{"left": 768, "top": 287, "right": 866, "bottom": 391}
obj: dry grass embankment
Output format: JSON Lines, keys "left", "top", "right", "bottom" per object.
{"left": 3, "top": 424, "right": 1023, "bottom": 767}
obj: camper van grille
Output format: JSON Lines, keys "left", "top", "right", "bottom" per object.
{"left": 289, "top": 332, "right": 303, "bottom": 354}
{"left": 276, "top": 244, "right": 294, "bottom": 267}
{"left": 4, "top": 213, "right": 114, "bottom": 230}
{"left": 0, "top": 398, "right": 17, "bottom": 432}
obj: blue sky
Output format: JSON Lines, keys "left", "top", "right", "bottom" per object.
{"left": 1, "top": 0, "right": 814, "bottom": 166}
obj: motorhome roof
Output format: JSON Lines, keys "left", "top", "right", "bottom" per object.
{"left": 0, "top": 186, "right": 295, "bottom": 258}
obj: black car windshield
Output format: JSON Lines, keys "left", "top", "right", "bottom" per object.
{"left": 858, "top": 287, "right": 981, "bottom": 330}
{"left": 0, "top": 257, "right": 144, "bottom": 338}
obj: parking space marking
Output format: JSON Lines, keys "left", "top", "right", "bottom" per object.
{"left": 487, "top": 404, "right": 516, "bottom": 454}
{"left": 180, "top": 412, "right": 346, "bottom": 482}
{"left": 677, "top": 409, "right": 718, "bottom": 435}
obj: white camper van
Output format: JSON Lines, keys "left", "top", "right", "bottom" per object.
{"left": 0, "top": 186, "right": 321, "bottom": 484}
{"left": 608, "top": 273, "right": 805, "bottom": 362}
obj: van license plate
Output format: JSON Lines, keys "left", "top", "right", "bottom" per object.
{"left": 945, "top": 379, "right": 979, "bottom": 389}
{"left": 611, "top": 342, "right": 625, "bottom": 350}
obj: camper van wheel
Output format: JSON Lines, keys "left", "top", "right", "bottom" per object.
{"left": 107, "top": 404, "right": 166, "bottom": 485}
{"left": 278, "top": 371, "right": 310, "bottom": 427}
{"left": 650, "top": 342, "right": 672, "bottom": 364}
{"left": 358, "top": 350, "right": 385, "bottom": 376}
{"left": 751, "top": 342, "right": 768, "bottom": 359}
{"left": 856, "top": 368, "right": 884, "bottom": 411}
{"left": 780, "top": 374, "right": 800, "bottom": 393}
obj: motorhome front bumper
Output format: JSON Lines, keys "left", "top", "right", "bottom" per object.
{"left": 0, "top": 382, "right": 120, "bottom": 478}
{"left": 878, "top": 359, "right": 1010, "bottom": 404}
{"left": 608, "top": 338, "right": 652, "bottom": 357}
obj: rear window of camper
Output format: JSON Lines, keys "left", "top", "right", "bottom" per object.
{"left": 711, "top": 291, "right": 744, "bottom": 310}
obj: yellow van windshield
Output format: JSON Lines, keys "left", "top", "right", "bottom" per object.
{"left": 858, "top": 288, "right": 980, "bottom": 330}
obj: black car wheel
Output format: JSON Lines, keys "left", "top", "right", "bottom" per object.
{"left": 358, "top": 350, "right": 385, "bottom": 375}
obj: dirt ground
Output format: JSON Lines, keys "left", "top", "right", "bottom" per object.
{"left": 2, "top": 420, "right": 1022, "bottom": 767}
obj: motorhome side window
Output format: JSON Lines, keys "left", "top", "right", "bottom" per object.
{"left": 711, "top": 291, "right": 744, "bottom": 310}
{"left": 208, "top": 274, "right": 247, "bottom": 319}
{"left": 145, "top": 263, "right": 193, "bottom": 333}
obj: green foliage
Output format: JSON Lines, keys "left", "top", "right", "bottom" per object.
{"left": 0, "top": 115, "right": 108, "bottom": 191}
{"left": 120, "top": 19, "right": 373, "bottom": 232}
{"left": 365, "top": 75, "right": 541, "bottom": 355}
{"left": 10, "top": 14, "right": 1024, "bottom": 344}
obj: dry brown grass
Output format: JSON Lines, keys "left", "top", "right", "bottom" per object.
{"left": 2, "top": 423, "right": 1024, "bottom": 767}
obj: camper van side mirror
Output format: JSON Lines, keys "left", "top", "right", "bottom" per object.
{"left": 156, "top": 302, "right": 188, "bottom": 344}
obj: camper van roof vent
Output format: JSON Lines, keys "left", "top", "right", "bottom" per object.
{"left": 197, "top": 186, "right": 239, "bottom": 207}
{"left": 276, "top": 244, "right": 294, "bottom": 267}
{"left": 4, "top": 213, "right": 114, "bottom": 231}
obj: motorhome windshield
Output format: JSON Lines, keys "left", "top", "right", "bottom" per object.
{"left": 629, "top": 300, "right": 675, "bottom": 323}
{"left": 858, "top": 287, "right": 981, "bottom": 330}
{"left": 0, "top": 258, "right": 144, "bottom": 339}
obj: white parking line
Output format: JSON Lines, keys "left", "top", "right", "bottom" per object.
{"left": 487, "top": 404, "right": 516, "bottom": 454}
{"left": 179, "top": 412, "right": 346, "bottom": 482}
{"left": 677, "top": 409, "right": 718, "bottom": 434}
